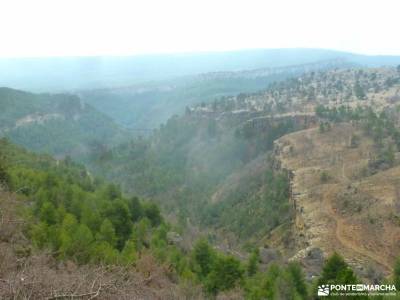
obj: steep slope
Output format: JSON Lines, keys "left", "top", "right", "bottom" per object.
{"left": 1, "top": 139, "right": 327, "bottom": 299}
{"left": 79, "top": 59, "right": 351, "bottom": 129}
{"left": 275, "top": 122, "right": 400, "bottom": 276}
{"left": 0, "top": 139, "right": 200, "bottom": 299}
{"left": 86, "top": 66, "right": 400, "bottom": 277}
{"left": 0, "top": 87, "right": 126, "bottom": 159}
{"left": 0, "top": 190, "right": 187, "bottom": 299}
{"left": 87, "top": 95, "right": 321, "bottom": 245}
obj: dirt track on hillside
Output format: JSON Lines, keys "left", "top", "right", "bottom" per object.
{"left": 323, "top": 184, "right": 393, "bottom": 273}
{"left": 275, "top": 124, "right": 398, "bottom": 275}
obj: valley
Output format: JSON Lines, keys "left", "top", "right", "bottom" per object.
{"left": 3, "top": 0, "right": 400, "bottom": 295}
{"left": 78, "top": 58, "right": 351, "bottom": 129}
{"left": 1, "top": 55, "right": 400, "bottom": 298}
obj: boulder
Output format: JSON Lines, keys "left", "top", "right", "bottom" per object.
{"left": 167, "top": 231, "right": 183, "bottom": 245}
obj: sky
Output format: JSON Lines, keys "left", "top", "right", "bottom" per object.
{"left": 0, "top": 0, "right": 399, "bottom": 58}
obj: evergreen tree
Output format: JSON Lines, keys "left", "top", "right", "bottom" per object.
{"left": 318, "top": 253, "right": 357, "bottom": 284}
{"left": 261, "top": 264, "right": 282, "bottom": 299}
{"left": 205, "top": 255, "right": 244, "bottom": 295}
{"left": 354, "top": 81, "right": 366, "bottom": 100}
{"left": 128, "top": 196, "right": 143, "bottom": 222}
{"left": 193, "top": 239, "right": 215, "bottom": 278}
{"left": 287, "top": 262, "right": 308, "bottom": 299}
{"left": 30, "top": 222, "right": 50, "bottom": 248}
{"left": 247, "top": 248, "right": 259, "bottom": 276}
{"left": 143, "top": 202, "right": 162, "bottom": 226}
{"left": 121, "top": 239, "right": 138, "bottom": 265}
{"left": 80, "top": 204, "right": 101, "bottom": 232}
{"left": 135, "top": 217, "right": 151, "bottom": 250}
{"left": 97, "top": 218, "right": 117, "bottom": 247}
{"left": 59, "top": 214, "right": 79, "bottom": 259}
{"left": 71, "top": 224, "right": 94, "bottom": 263}
{"left": 39, "top": 201, "right": 57, "bottom": 225}
{"left": 104, "top": 199, "right": 132, "bottom": 249}
{"left": 91, "top": 241, "right": 119, "bottom": 264}
{"left": 317, "top": 253, "right": 365, "bottom": 299}
{"left": 382, "top": 144, "right": 395, "bottom": 166}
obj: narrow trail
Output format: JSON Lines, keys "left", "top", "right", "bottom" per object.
{"left": 323, "top": 184, "right": 393, "bottom": 273}
{"left": 281, "top": 128, "right": 394, "bottom": 274}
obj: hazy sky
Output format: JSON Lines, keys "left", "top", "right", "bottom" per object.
{"left": 1, "top": 0, "right": 399, "bottom": 58}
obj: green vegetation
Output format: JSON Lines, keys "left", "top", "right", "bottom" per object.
{"left": 1, "top": 138, "right": 162, "bottom": 264}
{"left": 354, "top": 81, "right": 367, "bottom": 100}
{"left": 316, "top": 104, "right": 400, "bottom": 171}
{"left": 81, "top": 74, "right": 290, "bottom": 129}
{"left": 0, "top": 139, "right": 292, "bottom": 297}
{"left": 0, "top": 88, "right": 125, "bottom": 159}
{"left": 316, "top": 253, "right": 368, "bottom": 299}
{"left": 320, "top": 171, "right": 331, "bottom": 183}
{"left": 88, "top": 112, "right": 295, "bottom": 240}
{"left": 246, "top": 248, "right": 260, "bottom": 277}
{"left": 2, "top": 66, "right": 400, "bottom": 298}
{"left": 317, "top": 252, "right": 358, "bottom": 286}
{"left": 7, "top": 138, "right": 398, "bottom": 298}
{"left": 204, "top": 168, "right": 291, "bottom": 239}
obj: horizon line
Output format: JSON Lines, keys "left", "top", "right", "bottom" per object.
{"left": 1, "top": 47, "right": 400, "bottom": 60}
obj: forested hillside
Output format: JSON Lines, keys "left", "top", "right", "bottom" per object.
{"left": 88, "top": 108, "right": 300, "bottom": 243}
{"left": 89, "top": 67, "right": 400, "bottom": 240}
{"left": 2, "top": 138, "right": 400, "bottom": 299}
{"left": 79, "top": 59, "right": 351, "bottom": 129}
{"left": 0, "top": 88, "right": 126, "bottom": 159}
{"left": 84, "top": 66, "right": 400, "bottom": 276}
{"left": 1, "top": 60, "right": 400, "bottom": 298}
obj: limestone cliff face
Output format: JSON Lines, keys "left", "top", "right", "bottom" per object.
{"left": 273, "top": 123, "right": 400, "bottom": 278}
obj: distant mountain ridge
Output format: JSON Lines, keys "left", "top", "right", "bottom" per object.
{"left": 0, "top": 87, "right": 125, "bottom": 158}
{"left": 78, "top": 58, "right": 356, "bottom": 129}
{"left": 1, "top": 48, "right": 400, "bottom": 91}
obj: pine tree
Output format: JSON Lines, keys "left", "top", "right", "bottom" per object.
{"left": 193, "top": 239, "right": 215, "bottom": 278}
{"left": 318, "top": 253, "right": 357, "bottom": 284}
{"left": 121, "top": 239, "right": 138, "bottom": 265}
{"left": 354, "top": 81, "right": 366, "bottom": 100}
{"left": 97, "top": 219, "right": 117, "bottom": 247}
{"left": 59, "top": 214, "right": 79, "bottom": 259}
{"left": 205, "top": 255, "right": 244, "bottom": 295}
{"left": 91, "top": 241, "right": 119, "bottom": 264}
{"left": 128, "top": 196, "right": 143, "bottom": 222}
{"left": 247, "top": 249, "right": 259, "bottom": 276}
{"left": 317, "top": 253, "right": 366, "bottom": 299}
{"left": 104, "top": 199, "right": 132, "bottom": 249}
{"left": 143, "top": 202, "right": 162, "bottom": 226}
{"left": 39, "top": 202, "right": 57, "bottom": 225}
{"left": 287, "top": 262, "right": 308, "bottom": 299}
{"left": 71, "top": 224, "right": 94, "bottom": 263}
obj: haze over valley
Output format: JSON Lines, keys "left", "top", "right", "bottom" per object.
{"left": 1, "top": 0, "right": 400, "bottom": 298}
